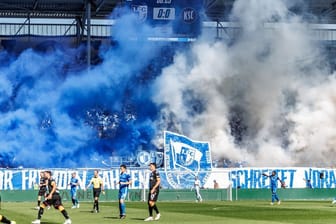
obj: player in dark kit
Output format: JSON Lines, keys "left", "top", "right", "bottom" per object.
{"left": 32, "top": 171, "right": 71, "bottom": 224}
{"left": 35, "top": 171, "right": 47, "bottom": 210}
{"left": 0, "top": 215, "right": 15, "bottom": 224}
{"left": 144, "top": 163, "right": 161, "bottom": 221}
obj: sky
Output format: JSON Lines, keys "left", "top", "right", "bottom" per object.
{"left": 1, "top": 0, "right": 336, "bottom": 168}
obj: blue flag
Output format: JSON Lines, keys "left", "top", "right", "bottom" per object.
{"left": 164, "top": 131, "right": 212, "bottom": 189}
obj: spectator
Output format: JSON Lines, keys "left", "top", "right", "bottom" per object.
{"left": 213, "top": 180, "right": 219, "bottom": 189}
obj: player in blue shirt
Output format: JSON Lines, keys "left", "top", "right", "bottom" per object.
{"left": 303, "top": 178, "right": 312, "bottom": 189}
{"left": 68, "top": 172, "right": 80, "bottom": 209}
{"left": 263, "top": 171, "right": 283, "bottom": 205}
{"left": 118, "top": 164, "right": 132, "bottom": 219}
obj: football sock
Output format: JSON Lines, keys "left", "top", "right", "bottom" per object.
{"left": 38, "top": 207, "right": 44, "bottom": 219}
{"left": 153, "top": 204, "right": 159, "bottom": 214}
{"left": 121, "top": 203, "right": 126, "bottom": 215}
{"left": 96, "top": 200, "right": 99, "bottom": 211}
{"left": 148, "top": 205, "right": 153, "bottom": 216}
{"left": 0, "top": 215, "right": 11, "bottom": 224}
{"left": 61, "top": 210, "right": 70, "bottom": 219}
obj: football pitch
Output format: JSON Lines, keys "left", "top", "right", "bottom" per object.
{"left": 2, "top": 200, "right": 336, "bottom": 224}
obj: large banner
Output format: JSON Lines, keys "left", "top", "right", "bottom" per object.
{"left": 163, "top": 131, "right": 212, "bottom": 189}
{"left": 229, "top": 167, "right": 336, "bottom": 189}
{"left": 0, "top": 167, "right": 335, "bottom": 190}
{"left": 0, "top": 169, "right": 149, "bottom": 191}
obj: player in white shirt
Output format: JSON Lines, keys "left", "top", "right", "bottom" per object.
{"left": 194, "top": 176, "right": 203, "bottom": 202}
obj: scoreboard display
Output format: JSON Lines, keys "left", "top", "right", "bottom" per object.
{"left": 124, "top": 0, "right": 203, "bottom": 41}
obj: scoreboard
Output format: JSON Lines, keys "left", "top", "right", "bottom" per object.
{"left": 124, "top": 0, "right": 203, "bottom": 41}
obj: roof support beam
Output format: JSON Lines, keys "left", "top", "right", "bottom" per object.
{"left": 96, "top": 0, "right": 106, "bottom": 13}
{"left": 86, "top": 0, "right": 92, "bottom": 69}
{"left": 33, "top": 0, "right": 39, "bottom": 10}
{"left": 15, "top": 17, "right": 30, "bottom": 36}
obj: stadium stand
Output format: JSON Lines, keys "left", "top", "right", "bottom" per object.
{"left": 1, "top": 1, "right": 336, "bottom": 58}
{"left": 1, "top": 0, "right": 336, "bottom": 168}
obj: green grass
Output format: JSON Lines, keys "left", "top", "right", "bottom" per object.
{"left": 1, "top": 200, "right": 336, "bottom": 224}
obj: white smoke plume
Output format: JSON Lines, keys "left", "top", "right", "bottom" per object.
{"left": 152, "top": 0, "right": 335, "bottom": 167}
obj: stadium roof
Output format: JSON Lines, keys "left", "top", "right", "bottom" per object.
{"left": 0, "top": 0, "right": 120, "bottom": 18}
{"left": 1, "top": 0, "right": 336, "bottom": 22}
{"left": 205, "top": 0, "right": 336, "bottom": 23}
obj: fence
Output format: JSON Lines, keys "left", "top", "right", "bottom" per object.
{"left": 1, "top": 188, "right": 336, "bottom": 202}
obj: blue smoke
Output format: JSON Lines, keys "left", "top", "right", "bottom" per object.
{"left": 0, "top": 10, "right": 185, "bottom": 168}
